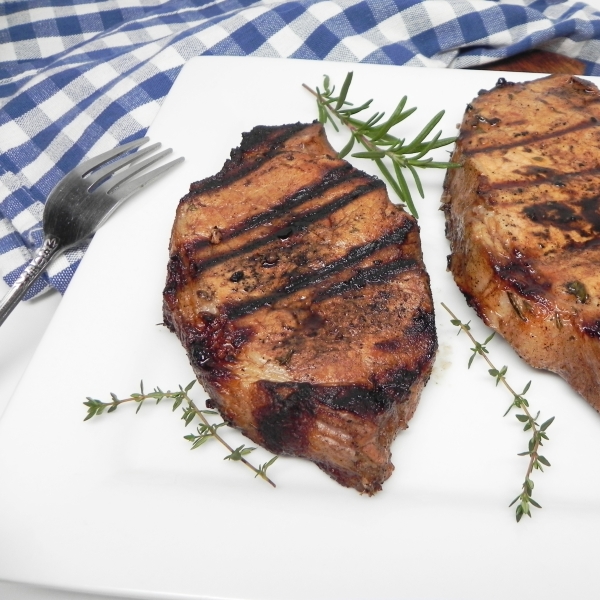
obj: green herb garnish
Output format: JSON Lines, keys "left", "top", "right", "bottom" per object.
{"left": 84, "top": 381, "right": 277, "bottom": 487}
{"left": 442, "top": 303, "right": 554, "bottom": 522}
{"left": 566, "top": 280, "right": 588, "bottom": 304}
{"left": 303, "top": 72, "right": 458, "bottom": 218}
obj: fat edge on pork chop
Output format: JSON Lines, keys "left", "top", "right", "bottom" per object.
{"left": 163, "top": 122, "right": 437, "bottom": 494}
{"left": 442, "top": 74, "right": 600, "bottom": 412}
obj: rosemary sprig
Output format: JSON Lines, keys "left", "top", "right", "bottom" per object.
{"left": 84, "top": 381, "right": 277, "bottom": 487}
{"left": 303, "top": 72, "right": 458, "bottom": 218}
{"left": 441, "top": 303, "right": 554, "bottom": 522}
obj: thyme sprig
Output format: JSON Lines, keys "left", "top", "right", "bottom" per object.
{"left": 441, "top": 303, "right": 554, "bottom": 522}
{"left": 84, "top": 381, "right": 277, "bottom": 487}
{"left": 303, "top": 72, "right": 457, "bottom": 218}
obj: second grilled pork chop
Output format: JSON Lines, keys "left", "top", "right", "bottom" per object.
{"left": 443, "top": 74, "right": 600, "bottom": 411}
{"left": 163, "top": 122, "right": 437, "bottom": 494}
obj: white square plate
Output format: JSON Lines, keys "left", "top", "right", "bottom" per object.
{"left": 1, "top": 56, "right": 599, "bottom": 600}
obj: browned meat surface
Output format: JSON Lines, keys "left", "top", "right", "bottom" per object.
{"left": 443, "top": 74, "right": 600, "bottom": 411}
{"left": 163, "top": 122, "right": 437, "bottom": 494}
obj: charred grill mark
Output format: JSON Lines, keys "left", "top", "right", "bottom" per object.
{"left": 313, "top": 257, "right": 418, "bottom": 302}
{"left": 374, "top": 310, "right": 436, "bottom": 355}
{"left": 461, "top": 114, "right": 600, "bottom": 153}
{"left": 189, "top": 123, "right": 311, "bottom": 194}
{"left": 520, "top": 196, "right": 600, "bottom": 243}
{"left": 567, "top": 237, "right": 600, "bottom": 252}
{"left": 523, "top": 201, "right": 581, "bottom": 229}
{"left": 255, "top": 366, "right": 422, "bottom": 431}
{"left": 494, "top": 260, "right": 551, "bottom": 300}
{"left": 254, "top": 382, "right": 317, "bottom": 454}
{"left": 374, "top": 368, "right": 422, "bottom": 409}
{"left": 226, "top": 221, "right": 415, "bottom": 319}
{"left": 227, "top": 164, "right": 358, "bottom": 238}
{"left": 188, "top": 176, "right": 384, "bottom": 276}
{"left": 579, "top": 196, "right": 600, "bottom": 232}
{"left": 518, "top": 166, "right": 562, "bottom": 180}
{"left": 478, "top": 164, "right": 600, "bottom": 193}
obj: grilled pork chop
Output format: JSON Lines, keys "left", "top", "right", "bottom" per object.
{"left": 163, "top": 122, "right": 437, "bottom": 493}
{"left": 443, "top": 74, "right": 600, "bottom": 411}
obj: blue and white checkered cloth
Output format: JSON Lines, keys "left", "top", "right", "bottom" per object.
{"left": 3, "top": 0, "right": 600, "bottom": 298}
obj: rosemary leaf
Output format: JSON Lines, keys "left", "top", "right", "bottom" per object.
{"left": 338, "top": 135, "right": 355, "bottom": 158}
{"left": 303, "top": 72, "right": 458, "bottom": 218}
{"left": 335, "top": 71, "right": 353, "bottom": 109}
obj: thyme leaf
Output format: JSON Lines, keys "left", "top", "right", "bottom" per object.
{"left": 442, "top": 303, "right": 554, "bottom": 522}
{"left": 303, "top": 72, "right": 458, "bottom": 218}
{"left": 84, "top": 381, "right": 278, "bottom": 487}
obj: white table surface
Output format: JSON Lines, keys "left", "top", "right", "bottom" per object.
{"left": 0, "top": 286, "right": 126, "bottom": 600}
{"left": 0, "top": 283, "right": 61, "bottom": 419}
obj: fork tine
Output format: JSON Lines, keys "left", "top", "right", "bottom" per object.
{"left": 86, "top": 142, "right": 162, "bottom": 189}
{"left": 77, "top": 137, "right": 150, "bottom": 177}
{"left": 109, "top": 156, "right": 185, "bottom": 202}
{"left": 101, "top": 147, "right": 173, "bottom": 194}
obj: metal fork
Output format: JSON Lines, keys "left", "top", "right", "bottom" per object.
{"left": 0, "top": 138, "right": 184, "bottom": 326}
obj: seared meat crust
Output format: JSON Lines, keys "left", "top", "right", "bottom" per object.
{"left": 443, "top": 74, "right": 600, "bottom": 411}
{"left": 164, "top": 122, "right": 437, "bottom": 494}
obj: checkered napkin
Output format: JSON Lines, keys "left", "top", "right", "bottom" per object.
{"left": 2, "top": 0, "right": 600, "bottom": 299}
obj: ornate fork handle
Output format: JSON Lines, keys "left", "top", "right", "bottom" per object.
{"left": 0, "top": 138, "right": 182, "bottom": 328}
{"left": 0, "top": 237, "right": 61, "bottom": 327}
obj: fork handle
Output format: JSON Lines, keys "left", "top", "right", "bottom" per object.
{"left": 0, "top": 236, "right": 61, "bottom": 327}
